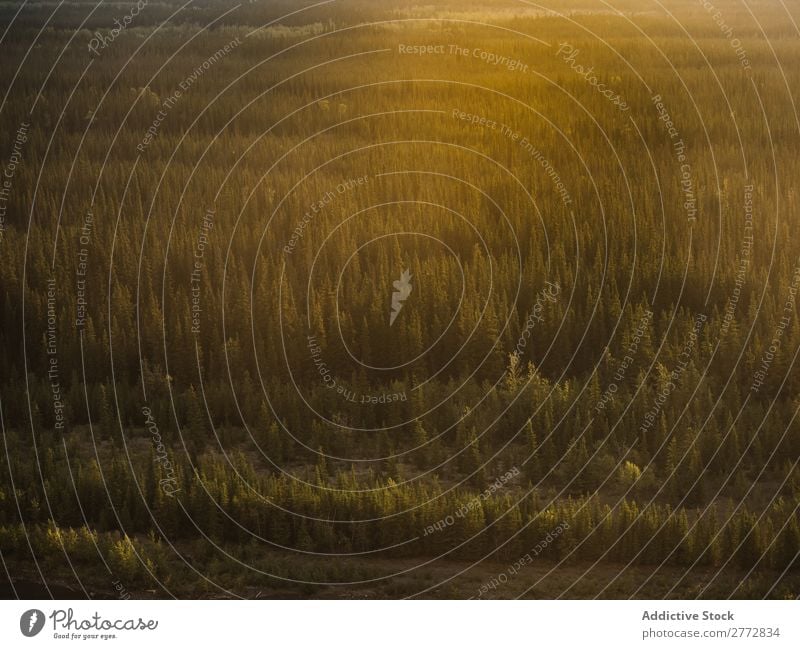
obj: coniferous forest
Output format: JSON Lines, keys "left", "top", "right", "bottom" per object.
{"left": 1, "top": 0, "right": 799, "bottom": 599}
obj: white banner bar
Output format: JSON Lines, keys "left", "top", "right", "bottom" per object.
{"left": 0, "top": 600, "right": 796, "bottom": 648}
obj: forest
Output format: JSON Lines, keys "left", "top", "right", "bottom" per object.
{"left": 0, "top": 0, "right": 799, "bottom": 598}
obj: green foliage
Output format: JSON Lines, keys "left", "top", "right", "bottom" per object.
{"left": 0, "top": 0, "right": 798, "bottom": 598}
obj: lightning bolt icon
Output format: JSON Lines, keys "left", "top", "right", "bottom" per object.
{"left": 389, "top": 269, "right": 412, "bottom": 326}
{"left": 28, "top": 611, "right": 38, "bottom": 632}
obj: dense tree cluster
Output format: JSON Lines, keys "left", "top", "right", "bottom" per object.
{"left": 0, "top": 0, "right": 798, "bottom": 596}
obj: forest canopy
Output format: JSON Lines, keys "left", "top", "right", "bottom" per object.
{"left": 0, "top": 0, "right": 798, "bottom": 599}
